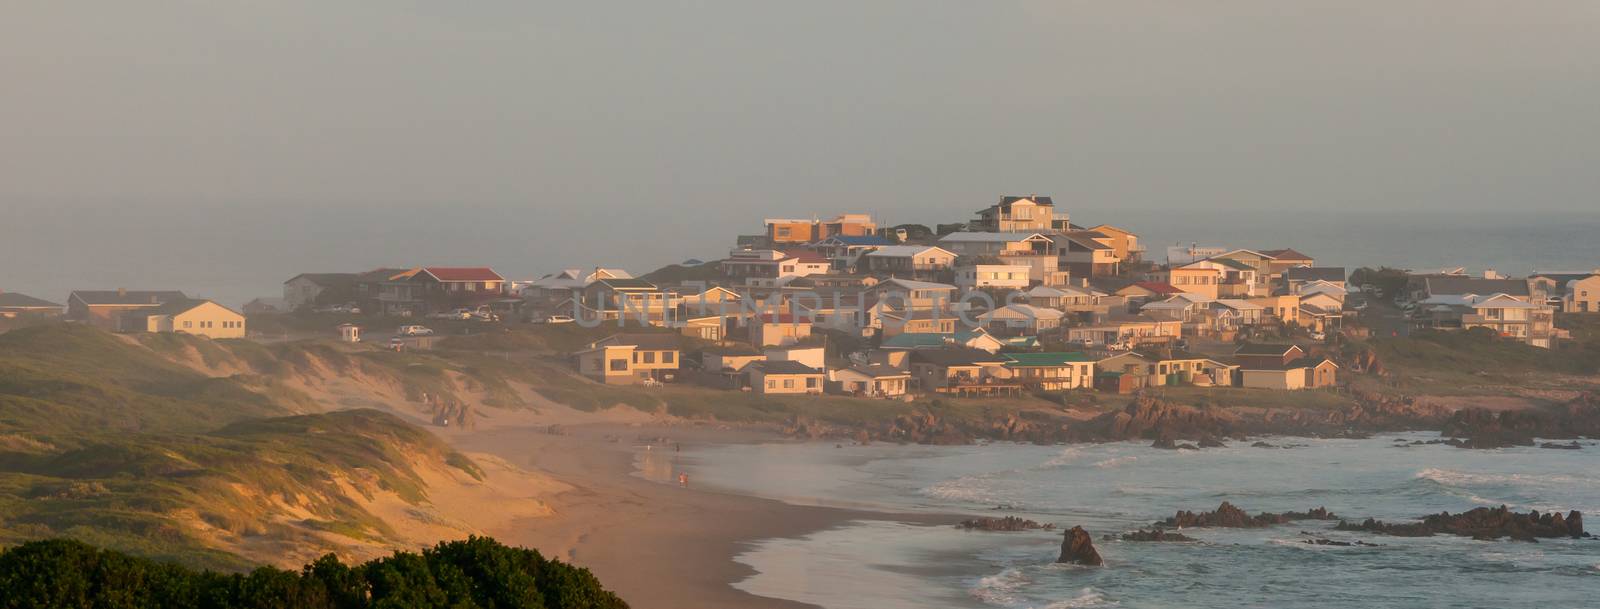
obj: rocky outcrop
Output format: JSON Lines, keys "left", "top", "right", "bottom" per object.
{"left": 1113, "top": 529, "right": 1195, "bottom": 542}
{"left": 1336, "top": 506, "right": 1587, "bottom": 541}
{"left": 1159, "top": 502, "right": 1337, "bottom": 529}
{"left": 1541, "top": 441, "right": 1582, "bottom": 450}
{"left": 957, "top": 516, "right": 1054, "bottom": 532}
{"left": 1441, "top": 395, "right": 1600, "bottom": 449}
{"left": 1057, "top": 526, "right": 1104, "bottom": 566}
{"left": 1302, "top": 538, "right": 1381, "bottom": 547}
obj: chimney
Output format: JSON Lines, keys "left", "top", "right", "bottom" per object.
{"left": 117, "top": 287, "right": 127, "bottom": 297}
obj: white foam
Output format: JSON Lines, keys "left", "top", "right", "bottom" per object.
{"left": 1041, "top": 587, "right": 1118, "bottom": 608}
{"left": 970, "top": 567, "right": 1029, "bottom": 606}
{"left": 1415, "top": 467, "right": 1597, "bottom": 488}
{"left": 1042, "top": 446, "right": 1085, "bottom": 468}
{"left": 1093, "top": 456, "right": 1138, "bottom": 469}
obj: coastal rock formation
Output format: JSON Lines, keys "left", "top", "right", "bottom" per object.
{"left": 1113, "top": 529, "right": 1196, "bottom": 542}
{"left": 957, "top": 516, "right": 1054, "bottom": 532}
{"left": 1057, "top": 526, "right": 1104, "bottom": 566}
{"left": 1159, "top": 502, "right": 1338, "bottom": 529}
{"left": 1540, "top": 441, "right": 1582, "bottom": 450}
{"left": 1335, "top": 506, "right": 1587, "bottom": 541}
{"left": 1441, "top": 395, "right": 1600, "bottom": 449}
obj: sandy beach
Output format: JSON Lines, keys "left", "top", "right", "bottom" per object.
{"left": 446, "top": 415, "right": 952, "bottom": 609}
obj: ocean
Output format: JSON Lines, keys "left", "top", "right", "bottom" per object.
{"left": 677, "top": 434, "right": 1600, "bottom": 609}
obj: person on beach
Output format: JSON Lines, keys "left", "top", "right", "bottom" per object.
{"left": 678, "top": 473, "right": 688, "bottom": 488}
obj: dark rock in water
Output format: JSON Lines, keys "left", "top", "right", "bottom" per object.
{"left": 1443, "top": 433, "right": 1534, "bottom": 449}
{"left": 1115, "top": 529, "right": 1196, "bottom": 542}
{"left": 1159, "top": 502, "right": 1338, "bottom": 529}
{"left": 1540, "top": 441, "right": 1582, "bottom": 450}
{"left": 1302, "top": 537, "right": 1381, "bottom": 547}
{"left": 957, "top": 516, "right": 1054, "bottom": 532}
{"left": 1197, "top": 435, "right": 1227, "bottom": 448}
{"left": 1252, "top": 441, "right": 1278, "bottom": 448}
{"left": 1151, "top": 437, "right": 1177, "bottom": 450}
{"left": 1058, "top": 526, "right": 1104, "bottom": 566}
{"left": 1335, "top": 506, "right": 1587, "bottom": 540}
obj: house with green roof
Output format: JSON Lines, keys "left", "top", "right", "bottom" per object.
{"left": 1002, "top": 352, "right": 1096, "bottom": 390}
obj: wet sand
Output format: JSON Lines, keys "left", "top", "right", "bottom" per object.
{"left": 451, "top": 422, "right": 953, "bottom": 609}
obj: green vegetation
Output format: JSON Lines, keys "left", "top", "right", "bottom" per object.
{"left": 0, "top": 536, "right": 627, "bottom": 609}
{"left": 1354, "top": 327, "right": 1600, "bottom": 395}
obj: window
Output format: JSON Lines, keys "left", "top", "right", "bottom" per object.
{"left": 609, "top": 359, "right": 628, "bottom": 371}
{"left": 783, "top": 379, "right": 794, "bottom": 389}
{"left": 806, "top": 377, "right": 817, "bottom": 388}
{"left": 183, "top": 321, "right": 192, "bottom": 328}
{"left": 767, "top": 380, "right": 776, "bottom": 389}
{"left": 663, "top": 352, "right": 675, "bottom": 364}
{"left": 466, "top": 283, "right": 477, "bottom": 291}
{"left": 643, "top": 352, "right": 656, "bottom": 364}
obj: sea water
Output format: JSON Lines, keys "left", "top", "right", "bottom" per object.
{"left": 680, "top": 433, "right": 1600, "bottom": 609}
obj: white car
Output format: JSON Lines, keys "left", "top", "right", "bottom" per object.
{"left": 544, "top": 315, "right": 575, "bottom": 324}
{"left": 397, "top": 325, "right": 433, "bottom": 336}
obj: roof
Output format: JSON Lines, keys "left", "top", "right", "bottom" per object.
{"left": 1214, "top": 299, "right": 1265, "bottom": 311}
{"left": 982, "top": 304, "right": 1065, "bottom": 321}
{"left": 863, "top": 245, "right": 954, "bottom": 258}
{"left": 1260, "top": 248, "right": 1313, "bottom": 261}
{"left": 1199, "top": 258, "right": 1254, "bottom": 272}
{"left": 1027, "top": 285, "right": 1100, "bottom": 298}
{"left": 1286, "top": 267, "right": 1347, "bottom": 283}
{"left": 69, "top": 290, "right": 187, "bottom": 306}
{"left": 0, "top": 292, "right": 62, "bottom": 308}
{"left": 982, "top": 196, "right": 1054, "bottom": 214}
{"left": 596, "top": 333, "right": 680, "bottom": 350}
{"left": 1140, "top": 299, "right": 1194, "bottom": 311}
{"left": 871, "top": 278, "right": 958, "bottom": 292}
{"left": 1233, "top": 343, "right": 1305, "bottom": 357}
{"left": 1422, "top": 293, "right": 1543, "bottom": 309}
{"left": 1128, "top": 282, "right": 1184, "bottom": 295}
{"left": 1003, "top": 352, "right": 1096, "bottom": 367}
{"left": 1423, "top": 276, "right": 1530, "bottom": 298}
{"left": 880, "top": 331, "right": 991, "bottom": 349}
{"left": 1057, "top": 234, "right": 1112, "bottom": 250}
{"left": 144, "top": 298, "right": 238, "bottom": 318}
{"left": 284, "top": 272, "right": 357, "bottom": 286}
{"left": 823, "top": 235, "right": 893, "bottom": 246}
{"left": 938, "top": 231, "right": 1050, "bottom": 243}
{"left": 909, "top": 348, "right": 1007, "bottom": 366}
{"left": 752, "top": 360, "right": 822, "bottom": 375}
{"left": 422, "top": 267, "right": 504, "bottom": 282}
{"left": 840, "top": 364, "right": 910, "bottom": 378}
{"left": 356, "top": 268, "right": 411, "bottom": 282}
{"left": 777, "top": 249, "right": 830, "bottom": 264}
{"left": 593, "top": 278, "right": 660, "bottom": 291}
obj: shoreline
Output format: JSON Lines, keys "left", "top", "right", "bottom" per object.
{"left": 448, "top": 420, "right": 957, "bottom": 609}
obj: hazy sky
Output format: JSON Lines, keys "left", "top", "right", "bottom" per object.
{"left": 3, "top": 2, "right": 1598, "bottom": 304}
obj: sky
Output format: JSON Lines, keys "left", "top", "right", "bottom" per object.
{"left": 3, "top": 2, "right": 1599, "bottom": 306}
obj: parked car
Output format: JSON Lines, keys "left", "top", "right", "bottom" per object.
{"left": 543, "top": 315, "right": 575, "bottom": 324}
{"left": 398, "top": 325, "right": 433, "bottom": 336}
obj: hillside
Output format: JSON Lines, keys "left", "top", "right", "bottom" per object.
{"left": 0, "top": 325, "right": 560, "bottom": 571}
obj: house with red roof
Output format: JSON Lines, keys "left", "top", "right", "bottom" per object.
{"left": 374, "top": 267, "right": 509, "bottom": 316}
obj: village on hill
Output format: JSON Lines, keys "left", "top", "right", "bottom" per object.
{"left": 4, "top": 195, "right": 1597, "bottom": 401}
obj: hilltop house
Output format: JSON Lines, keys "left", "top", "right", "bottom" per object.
{"left": 765, "top": 213, "right": 877, "bottom": 245}
{"left": 577, "top": 278, "right": 668, "bottom": 324}
{"left": 938, "top": 232, "right": 1063, "bottom": 283}
{"left": 1415, "top": 293, "right": 1556, "bottom": 348}
{"left": 972, "top": 195, "right": 1068, "bottom": 232}
{"left": 1284, "top": 267, "right": 1347, "bottom": 293}
{"left": 954, "top": 264, "right": 1033, "bottom": 291}
{"left": 1562, "top": 275, "right": 1600, "bottom": 313}
{"left": 861, "top": 246, "right": 957, "bottom": 280}
{"left": 1002, "top": 352, "right": 1096, "bottom": 390}
{"left": 1067, "top": 316, "right": 1181, "bottom": 348}
{"left": 909, "top": 348, "right": 1018, "bottom": 396}
{"left": 749, "top": 360, "right": 825, "bottom": 395}
{"left": 1259, "top": 249, "right": 1316, "bottom": 276}
{"left": 373, "top": 267, "right": 508, "bottom": 317}
{"left": 575, "top": 333, "right": 680, "bottom": 385}
{"left": 282, "top": 273, "right": 358, "bottom": 311}
{"left": 811, "top": 235, "right": 894, "bottom": 270}
{"left": 524, "top": 267, "right": 633, "bottom": 310}
{"left": 134, "top": 299, "right": 247, "bottom": 339}
{"left": 1083, "top": 225, "right": 1144, "bottom": 263}
{"left": 721, "top": 249, "right": 830, "bottom": 288}
{"left": 1406, "top": 275, "right": 1533, "bottom": 306}
{"left": 1056, "top": 231, "right": 1121, "bottom": 277}
{"left": 830, "top": 364, "right": 912, "bottom": 398}
{"left": 977, "top": 304, "right": 1064, "bottom": 336}
{"left": 67, "top": 289, "right": 188, "bottom": 331}
{"left": 1026, "top": 284, "right": 1106, "bottom": 315}
{"left": 1234, "top": 343, "right": 1336, "bottom": 390}
{"left": 0, "top": 291, "right": 63, "bottom": 317}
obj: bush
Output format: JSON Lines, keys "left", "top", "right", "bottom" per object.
{"left": 0, "top": 536, "right": 628, "bottom": 609}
